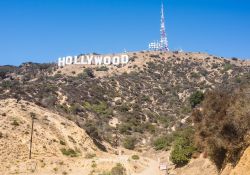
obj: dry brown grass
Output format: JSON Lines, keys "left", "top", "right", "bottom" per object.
{"left": 193, "top": 81, "right": 250, "bottom": 170}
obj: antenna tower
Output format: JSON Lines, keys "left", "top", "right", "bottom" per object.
{"left": 160, "top": 1, "right": 169, "bottom": 51}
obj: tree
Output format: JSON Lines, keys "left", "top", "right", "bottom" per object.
{"left": 170, "top": 137, "right": 196, "bottom": 166}
{"left": 189, "top": 91, "right": 204, "bottom": 108}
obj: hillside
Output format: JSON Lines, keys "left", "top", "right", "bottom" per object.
{"left": 0, "top": 99, "right": 99, "bottom": 174}
{"left": 0, "top": 51, "right": 249, "bottom": 175}
{"left": 192, "top": 78, "right": 250, "bottom": 172}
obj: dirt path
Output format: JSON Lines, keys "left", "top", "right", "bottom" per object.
{"left": 134, "top": 158, "right": 162, "bottom": 175}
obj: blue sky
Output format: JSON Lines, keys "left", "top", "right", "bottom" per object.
{"left": 0, "top": 0, "right": 250, "bottom": 65}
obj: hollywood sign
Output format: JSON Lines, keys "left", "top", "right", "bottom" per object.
{"left": 58, "top": 54, "right": 129, "bottom": 67}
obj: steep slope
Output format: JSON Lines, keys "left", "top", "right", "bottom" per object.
{"left": 173, "top": 154, "right": 218, "bottom": 175}
{"left": 193, "top": 79, "right": 250, "bottom": 173}
{"left": 0, "top": 99, "right": 97, "bottom": 174}
{"left": 221, "top": 147, "right": 250, "bottom": 175}
{"left": 228, "top": 146, "right": 250, "bottom": 175}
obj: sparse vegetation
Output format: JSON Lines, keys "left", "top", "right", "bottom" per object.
{"left": 0, "top": 52, "right": 249, "bottom": 174}
{"left": 60, "top": 148, "right": 79, "bottom": 157}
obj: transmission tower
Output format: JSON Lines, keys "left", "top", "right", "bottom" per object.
{"left": 160, "top": 1, "right": 169, "bottom": 51}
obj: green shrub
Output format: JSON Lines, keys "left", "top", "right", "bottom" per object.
{"left": 118, "top": 123, "right": 132, "bottom": 134}
{"left": 84, "top": 120, "right": 101, "bottom": 140}
{"left": 11, "top": 120, "right": 19, "bottom": 126}
{"left": 123, "top": 137, "right": 136, "bottom": 150}
{"left": 60, "top": 140, "right": 66, "bottom": 145}
{"left": 110, "top": 163, "right": 126, "bottom": 175}
{"left": 153, "top": 136, "right": 173, "bottom": 151}
{"left": 77, "top": 72, "right": 88, "bottom": 79}
{"left": 131, "top": 155, "right": 140, "bottom": 160}
{"left": 190, "top": 72, "right": 200, "bottom": 79}
{"left": 85, "top": 153, "right": 96, "bottom": 159}
{"left": 91, "top": 161, "right": 97, "bottom": 168}
{"left": 189, "top": 91, "right": 204, "bottom": 108}
{"left": 223, "top": 63, "right": 233, "bottom": 72}
{"left": 83, "top": 101, "right": 112, "bottom": 117}
{"left": 1, "top": 80, "right": 12, "bottom": 89}
{"left": 144, "top": 122, "right": 156, "bottom": 134}
{"left": 96, "top": 66, "right": 109, "bottom": 71}
{"left": 118, "top": 103, "right": 130, "bottom": 113}
{"left": 141, "top": 95, "right": 150, "bottom": 102}
{"left": 170, "top": 136, "right": 196, "bottom": 166}
{"left": 60, "top": 148, "right": 79, "bottom": 157}
{"left": 69, "top": 103, "right": 83, "bottom": 114}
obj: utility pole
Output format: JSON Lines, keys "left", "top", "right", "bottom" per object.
{"left": 29, "top": 112, "right": 36, "bottom": 159}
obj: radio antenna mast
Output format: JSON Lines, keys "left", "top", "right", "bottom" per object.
{"left": 160, "top": 1, "right": 169, "bottom": 51}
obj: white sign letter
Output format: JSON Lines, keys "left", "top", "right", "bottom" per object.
{"left": 121, "top": 55, "right": 129, "bottom": 64}
{"left": 94, "top": 56, "right": 103, "bottom": 65}
{"left": 58, "top": 57, "right": 66, "bottom": 67}
{"left": 103, "top": 56, "right": 111, "bottom": 65}
{"left": 87, "top": 55, "right": 93, "bottom": 65}
{"left": 66, "top": 56, "right": 73, "bottom": 65}
{"left": 112, "top": 56, "right": 120, "bottom": 65}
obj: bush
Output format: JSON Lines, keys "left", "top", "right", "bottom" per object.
{"left": 84, "top": 121, "right": 101, "bottom": 140}
{"left": 189, "top": 91, "right": 204, "bottom": 108}
{"left": 83, "top": 101, "right": 112, "bottom": 117}
{"left": 60, "top": 140, "right": 66, "bottom": 145}
{"left": 117, "top": 103, "right": 130, "bottom": 113}
{"left": 11, "top": 120, "right": 19, "bottom": 126}
{"left": 123, "top": 137, "right": 136, "bottom": 150}
{"left": 60, "top": 148, "right": 79, "bottom": 157}
{"left": 41, "top": 95, "right": 57, "bottom": 108}
{"left": 170, "top": 137, "right": 196, "bottom": 166}
{"left": 110, "top": 163, "right": 126, "bottom": 175}
{"left": 96, "top": 66, "right": 109, "bottom": 71}
{"left": 84, "top": 68, "right": 95, "bottom": 78}
{"left": 85, "top": 153, "right": 96, "bottom": 159}
{"left": 77, "top": 72, "right": 88, "bottom": 79}
{"left": 153, "top": 136, "right": 173, "bottom": 151}
{"left": 223, "top": 63, "right": 233, "bottom": 72}
{"left": 1, "top": 80, "right": 13, "bottom": 89}
{"left": 190, "top": 72, "right": 200, "bottom": 79}
{"left": 69, "top": 103, "right": 83, "bottom": 114}
{"left": 118, "top": 123, "right": 132, "bottom": 134}
{"left": 131, "top": 155, "right": 140, "bottom": 160}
